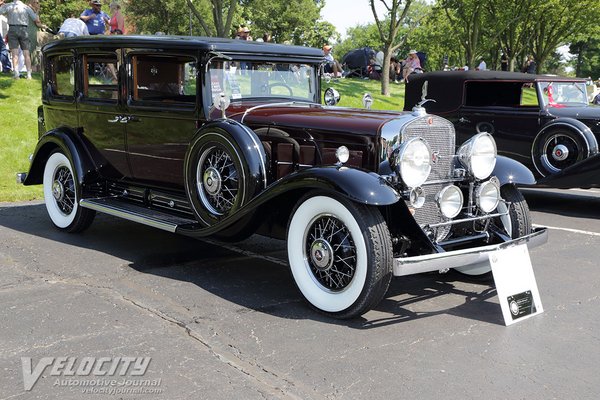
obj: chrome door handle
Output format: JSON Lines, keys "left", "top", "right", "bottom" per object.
{"left": 107, "top": 116, "right": 122, "bottom": 123}
{"left": 458, "top": 117, "right": 470, "bottom": 124}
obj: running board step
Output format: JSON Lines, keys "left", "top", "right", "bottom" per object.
{"left": 80, "top": 198, "right": 199, "bottom": 233}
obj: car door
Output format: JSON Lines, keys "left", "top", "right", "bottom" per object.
{"left": 77, "top": 49, "right": 131, "bottom": 179}
{"left": 42, "top": 52, "right": 79, "bottom": 131}
{"left": 123, "top": 51, "right": 199, "bottom": 189}
{"left": 455, "top": 81, "right": 541, "bottom": 166}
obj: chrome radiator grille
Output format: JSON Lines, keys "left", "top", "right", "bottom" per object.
{"left": 401, "top": 116, "right": 456, "bottom": 241}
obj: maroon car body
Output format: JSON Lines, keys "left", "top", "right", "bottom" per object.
{"left": 18, "top": 36, "right": 546, "bottom": 318}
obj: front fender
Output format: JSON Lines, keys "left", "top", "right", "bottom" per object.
{"left": 275, "top": 166, "right": 402, "bottom": 206}
{"left": 492, "top": 155, "right": 536, "bottom": 186}
{"left": 23, "top": 128, "right": 98, "bottom": 186}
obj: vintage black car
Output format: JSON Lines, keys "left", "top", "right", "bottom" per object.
{"left": 17, "top": 36, "right": 546, "bottom": 318}
{"left": 405, "top": 71, "right": 600, "bottom": 188}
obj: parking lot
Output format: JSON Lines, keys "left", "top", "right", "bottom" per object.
{"left": 0, "top": 188, "right": 599, "bottom": 399}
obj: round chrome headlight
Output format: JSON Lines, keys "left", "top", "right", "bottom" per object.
{"left": 397, "top": 138, "right": 432, "bottom": 188}
{"left": 457, "top": 133, "right": 497, "bottom": 180}
{"left": 476, "top": 179, "right": 500, "bottom": 213}
{"left": 437, "top": 185, "right": 463, "bottom": 219}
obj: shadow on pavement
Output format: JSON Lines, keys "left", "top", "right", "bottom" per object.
{"left": 1, "top": 201, "right": 503, "bottom": 328}
{"left": 523, "top": 188, "right": 600, "bottom": 220}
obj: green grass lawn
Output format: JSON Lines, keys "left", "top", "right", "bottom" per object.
{"left": 0, "top": 73, "right": 43, "bottom": 202}
{"left": 0, "top": 75, "right": 405, "bottom": 202}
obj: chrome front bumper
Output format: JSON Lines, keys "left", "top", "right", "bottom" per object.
{"left": 393, "top": 228, "right": 548, "bottom": 276}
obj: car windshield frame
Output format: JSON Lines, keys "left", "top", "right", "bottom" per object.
{"left": 537, "top": 81, "right": 588, "bottom": 107}
{"left": 207, "top": 60, "right": 318, "bottom": 104}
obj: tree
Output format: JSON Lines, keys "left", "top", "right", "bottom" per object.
{"left": 370, "top": 0, "right": 413, "bottom": 96}
{"left": 529, "top": 0, "right": 600, "bottom": 73}
{"left": 243, "top": 0, "right": 331, "bottom": 46}
{"left": 335, "top": 23, "right": 383, "bottom": 62}
{"left": 187, "top": 0, "right": 237, "bottom": 37}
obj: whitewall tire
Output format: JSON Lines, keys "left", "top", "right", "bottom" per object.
{"left": 287, "top": 194, "right": 392, "bottom": 319}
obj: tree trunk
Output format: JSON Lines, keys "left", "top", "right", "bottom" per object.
{"left": 381, "top": 47, "right": 392, "bottom": 96}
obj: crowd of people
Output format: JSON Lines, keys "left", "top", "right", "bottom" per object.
{"left": 0, "top": 0, "right": 125, "bottom": 79}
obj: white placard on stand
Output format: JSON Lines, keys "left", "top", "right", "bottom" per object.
{"left": 489, "top": 244, "right": 543, "bottom": 326}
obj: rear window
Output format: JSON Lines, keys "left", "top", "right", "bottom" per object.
{"left": 464, "top": 81, "right": 538, "bottom": 107}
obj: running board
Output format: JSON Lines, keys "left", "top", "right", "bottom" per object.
{"left": 80, "top": 197, "right": 199, "bottom": 233}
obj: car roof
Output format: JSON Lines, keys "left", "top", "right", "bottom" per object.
{"left": 404, "top": 71, "right": 587, "bottom": 113}
{"left": 42, "top": 35, "right": 324, "bottom": 61}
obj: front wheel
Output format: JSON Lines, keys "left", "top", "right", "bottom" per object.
{"left": 43, "top": 151, "right": 95, "bottom": 232}
{"left": 287, "top": 194, "right": 393, "bottom": 319}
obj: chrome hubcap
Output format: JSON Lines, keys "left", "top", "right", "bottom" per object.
{"left": 52, "top": 180, "right": 64, "bottom": 201}
{"left": 552, "top": 144, "right": 569, "bottom": 161}
{"left": 310, "top": 239, "right": 334, "bottom": 271}
{"left": 203, "top": 167, "right": 222, "bottom": 196}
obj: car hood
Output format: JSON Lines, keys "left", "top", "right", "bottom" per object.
{"left": 545, "top": 105, "right": 600, "bottom": 121}
{"left": 213, "top": 102, "right": 404, "bottom": 137}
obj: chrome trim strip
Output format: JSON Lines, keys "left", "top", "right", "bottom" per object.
{"left": 393, "top": 228, "right": 548, "bottom": 276}
{"left": 424, "top": 210, "right": 508, "bottom": 229}
{"left": 80, "top": 199, "right": 178, "bottom": 233}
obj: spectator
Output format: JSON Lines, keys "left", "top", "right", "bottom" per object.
{"left": 0, "top": 0, "right": 45, "bottom": 79}
{"left": 476, "top": 59, "right": 486, "bottom": 71}
{"left": 262, "top": 32, "right": 271, "bottom": 43}
{"left": 500, "top": 51, "right": 508, "bottom": 71}
{"left": 80, "top": 0, "right": 109, "bottom": 35}
{"left": 523, "top": 55, "right": 536, "bottom": 74}
{"left": 108, "top": 2, "right": 124, "bottom": 34}
{"left": 390, "top": 56, "right": 402, "bottom": 82}
{"left": 235, "top": 26, "right": 252, "bottom": 41}
{"left": 322, "top": 44, "right": 343, "bottom": 78}
{"left": 402, "top": 49, "right": 421, "bottom": 82}
{"left": 1, "top": 15, "right": 12, "bottom": 72}
{"left": 58, "top": 16, "right": 89, "bottom": 38}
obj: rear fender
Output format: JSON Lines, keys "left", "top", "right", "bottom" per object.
{"left": 23, "top": 128, "right": 98, "bottom": 186}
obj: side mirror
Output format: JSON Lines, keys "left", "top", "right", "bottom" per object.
{"left": 324, "top": 87, "right": 340, "bottom": 106}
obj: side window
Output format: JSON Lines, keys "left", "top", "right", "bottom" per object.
{"left": 46, "top": 54, "right": 74, "bottom": 99}
{"left": 83, "top": 54, "right": 118, "bottom": 101}
{"left": 131, "top": 54, "right": 196, "bottom": 105}
{"left": 465, "top": 82, "right": 524, "bottom": 107}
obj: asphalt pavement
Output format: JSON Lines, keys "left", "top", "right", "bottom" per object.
{"left": 0, "top": 188, "right": 599, "bottom": 399}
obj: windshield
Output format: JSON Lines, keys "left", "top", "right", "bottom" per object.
{"left": 208, "top": 61, "right": 317, "bottom": 103}
{"left": 538, "top": 81, "right": 588, "bottom": 107}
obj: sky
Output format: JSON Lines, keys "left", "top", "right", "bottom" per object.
{"left": 320, "top": 0, "right": 387, "bottom": 38}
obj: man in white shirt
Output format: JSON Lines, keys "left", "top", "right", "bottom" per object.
{"left": 58, "top": 17, "right": 89, "bottom": 38}
{"left": 477, "top": 59, "right": 487, "bottom": 71}
{"left": 0, "top": 0, "right": 44, "bottom": 79}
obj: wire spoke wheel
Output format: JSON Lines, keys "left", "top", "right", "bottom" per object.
{"left": 287, "top": 194, "right": 393, "bottom": 319}
{"left": 305, "top": 215, "right": 357, "bottom": 292}
{"left": 196, "top": 145, "right": 240, "bottom": 216}
{"left": 43, "top": 151, "right": 95, "bottom": 232}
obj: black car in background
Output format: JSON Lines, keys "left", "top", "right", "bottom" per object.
{"left": 405, "top": 71, "right": 600, "bottom": 188}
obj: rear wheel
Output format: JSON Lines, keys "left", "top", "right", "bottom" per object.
{"left": 287, "top": 194, "right": 393, "bottom": 319}
{"left": 43, "top": 151, "right": 95, "bottom": 232}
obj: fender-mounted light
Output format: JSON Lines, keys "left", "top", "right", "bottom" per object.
{"left": 336, "top": 146, "right": 350, "bottom": 164}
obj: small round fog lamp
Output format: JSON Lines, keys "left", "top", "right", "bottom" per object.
{"left": 476, "top": 179, "right": 500, "bottom": 213}
{"left": 336, "top": 146, "right": 350, "bottom": 164}
{"left": 437, "top": 185, "right": 463, "bottom": 219}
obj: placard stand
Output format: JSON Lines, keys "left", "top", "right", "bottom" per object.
{"left": 489, "top": 244, "right": 543, "bottom": 326}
